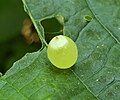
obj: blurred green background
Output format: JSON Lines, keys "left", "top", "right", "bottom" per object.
{"left": 0, "top": 0, "right": 40, "bottom": 74}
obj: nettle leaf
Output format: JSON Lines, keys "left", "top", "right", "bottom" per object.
{"left": 0, "top": 0, "right": 120, "bottom": 100}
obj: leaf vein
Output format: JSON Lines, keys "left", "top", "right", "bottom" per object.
{"left": 70, "top": 69, "right": 99, "bottom": 100}
{"left": 85, "top": 0, "right": 120, "bottom": 44}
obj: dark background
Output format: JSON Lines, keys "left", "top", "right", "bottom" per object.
{"left": 0, "top": 0, "right": 40, "bottom": 74}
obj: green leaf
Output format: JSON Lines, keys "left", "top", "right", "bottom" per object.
{"left": 0, "top": 0, "right": 120, "bottom": 100}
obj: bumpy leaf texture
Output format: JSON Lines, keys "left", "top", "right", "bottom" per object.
{"left": 0, "top": 0, "right": 120, "bottom": 100}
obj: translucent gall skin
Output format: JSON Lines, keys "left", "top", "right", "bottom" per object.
{"left": 47, "top": 35, "right": 78, "bottom": 69}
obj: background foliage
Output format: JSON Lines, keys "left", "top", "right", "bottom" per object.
{"left": 0, "top": 0, "right": 40, "bottom": 73}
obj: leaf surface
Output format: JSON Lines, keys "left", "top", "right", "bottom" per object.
{"left": 0, "top": 0, "right": 120, "bottom": 100}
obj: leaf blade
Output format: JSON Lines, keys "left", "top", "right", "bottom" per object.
{"left": 0, "top": 0, "right": 120, "bottom": 100}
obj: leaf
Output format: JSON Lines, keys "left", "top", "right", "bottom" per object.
{"left": 0, "top": 0, "right": 120, "bottom": 100}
